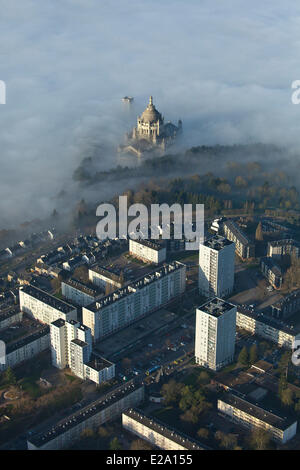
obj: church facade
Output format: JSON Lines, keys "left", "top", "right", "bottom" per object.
{"left": 119, "top": 96, "right": 182, "bottom": 157}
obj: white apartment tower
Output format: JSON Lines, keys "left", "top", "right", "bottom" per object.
{"left": 195, "top": 298, "right": 236, "bottom": 371}
{"left": 199, "top": 235, "right": 235, "bottom": 299}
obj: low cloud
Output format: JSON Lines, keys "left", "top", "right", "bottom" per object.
{"left": 0, "top": 0, "right": 300, "bottom": 228}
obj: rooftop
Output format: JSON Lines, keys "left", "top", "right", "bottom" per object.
{"left": 0, "top": 305, "right": 21, "bottom": 322}
{"left": 131, "top": 238, "right": 165, "bottom": 251}
{"left": 271, "top": 289, "right": 300, "bottom": 310}
{"left": 237, "top": 306, "right": 298, "bottom": 335}
{"left": 123, "top": 408, "right": 210, "bottom": 450}
{"left": 62, "top": 278, "right": 100, "bottom": 297}
{"left": 268, "top": 239, "right": 299, "bottom": 248}
{"left": 198, "top": 297, "right": 236, "bottom": 318}
{"left": 261, "top": 257, "right": 282, "bottom": 277}
{"left": 6, "top": 325, "right": 49, "bottom": 354}
{"left": 85, "top": 261, "right": 185, "bottom": 313}
{"left": 86, "top": 355, "right": 114, "bottom": 371}
{"left": 220, "top": 391, "right": 296, "bottom": 430}
{"left": 224, "top": 219, "right": 253, "bottom": 246}
{"left": 89, "top": 265, "right": 123, "bottom": 283}
{"left": 20, "top": 285, "right": 76, "bottom": 314}
{"left": 27, "top": 380, "right": 142, "bottom": 448}
{"left": 203, "top": 235, "right": 234, "bottom": 251}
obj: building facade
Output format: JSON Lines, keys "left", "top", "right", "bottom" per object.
{"left": 236, "top": 307, "right": 300, "bottom": 349}
{"left": 267, "top": 239, "right": 300, "bottom": 259}
{"left": 223, "top": 220, "right": 255, "bottom": 259}
{"left": 129, "top": 239, "right": 166, "bottom": 265}
{"left": 218, "top": 392, "right": 297, "bottom": 444}
{"left": 61, "top": 278, "right": 102, "bottom": 307}
{"left": 50, "top": 318, "right": 113, "bottom": 384}
{"left": 1, "top": 326, "right": 50, "bottom": 371}
{"left": 19, "top": 285, "right": 77, "bottom": 325}
{"left": 83, "top": 262, "right": 186, "bottom": 341}
{"left": 27, "top": 381, "right": 144, "bottom": 450}
{"left": 199, "top": 235, "right": 235, "bottom": 298}
{"left": 195, "top": 298, "right": 236, "bottom": 371}
{"left": 122, "top": 409, "right": 209, "bottom": 450}
{"left": 260, "top": 257, "right": 283, "bottom": 289}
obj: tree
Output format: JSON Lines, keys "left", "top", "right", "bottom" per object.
{"left": 161, "top": 380, "right": 183, "bottom": 405}
{"left": 238, "top": 346, "right": 249, "bottom": 366}
{"left": 235, "top": 176, "right": 248, "bottom": 188}
{"left": 250, "top": 428, "right": 271, "bottom": 450}
{"left": 80, "top": 428, "right": 94, "bottom": 439}
{"left": 255, "top": 222, "right": 263, "bottom": 241}
{"left": 4, "top": 367, "right": 16, "bottom": 385}
{"left": 109, "top": 437, "right": 122, "bottom": 450}
{"left": 197, "top": 428, "right": 210, "bottom": 440}
{"left": 130, "top": 439, "right": 153, "bottom": 450}
{"left": 197, "top": 371, "right": 210, "bottom": 385}
{"left": 249, "top": 344, "right": 258, "bottom": 365}
{"left": 215, "top": 431, "right": 238, "bottom": 449}
{"left": 280, "top": 388, "right": 294, "bottom": 407}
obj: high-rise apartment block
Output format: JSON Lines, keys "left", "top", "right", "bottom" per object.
{"left": 195, "top": 298, "right": 236, "bottom": 371}
{"left": 50, "top": 319, "right": 114, "bottom": 384}
{"left": 199, "top": 235, "right": 235, "bottom": 299}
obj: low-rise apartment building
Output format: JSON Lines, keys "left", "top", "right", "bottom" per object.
{"left": 236, "top": 306, "right": 300, "bottom": 349}
{"left": 122, "top": 408, "right": 210, "bottom": 450}
{"left": 0, "top": 307, "right": 23, "bottom": 331}
{"left": 223, "top": 220, "right": 255, "bottom": 259}
{"left": 83, "top": 261, "right": 186, "bottom": 341}
{"left": 260, "top": 257, "right": 283, "bottom": 289}
{"left": 61, "top": 278, "right": 103, "bottom": 307}
{"left": 218, "top": 392, "right": 297, "bottom": 443}
{"left": 19, "top": 285, "right": 77, "bottom": 325}
{"left": 88, "top": 265, "right": 125, "bottom": 290}
{"left": 267, "top": 239, "right": 300, "bottom": 259}
{"left": 27, "top": 381, "right": 144, "bottom": 450}
{"left": 129, "top": 239, "right": 166, "bottom": 264}
{"left": 271, "top": 290, "right": 300, "bottom": 320}
{"left": 1, "top": 325, "right": 50, "bottom": 371}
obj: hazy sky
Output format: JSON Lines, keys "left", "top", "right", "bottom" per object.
{"left": 0, "top": 0, "right": 300, "bottom": 228}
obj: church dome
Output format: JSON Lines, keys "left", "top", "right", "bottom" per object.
{"left": 140, "top": 96, "right": 163, "bottom": 123}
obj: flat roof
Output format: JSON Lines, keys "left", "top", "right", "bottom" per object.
{"left": 86, "top": 355, "right": 114, "bottom": 371}
{"left": 89, "top": 265, "right": 123, "bottom": 283}
{"left": 0, "top": 306, "right": 21, "bottom": 322}
{"left": 261, "top": 257, "right": 282, "bottom": 277}
{"left": 123, "top": 408, "right": 210, "bottom": 450}
{"left": 224, "top": 220, "right": 253, "bottom": 246}
{"left": 27, "top": 381, "right": 143, "bottom": 448}
{"left": 85, "top": 261, "right": 185, "bottom": 313}
{"left": 20, "top": 285, "right": 76, "bottom": 314}
{"left": 51, "top": 318, "right": 65, "bottom": 328}
{"left": 198, "top": 297, "right": 236, "bottom": 318}
{"left": 237, "top": 306, "right": 299, "bottom": 335}
{"left": 71, "top": 338, "right": 87, "bottom": 347}
{"left": 268, "top": 239, "right": 299, "bottom": 248}
{"left": 130, "top": 239, "right": 165, "bottom": 251}
{"left": 6, "top": 325, "right": 49, "bottom": 354}
{"left": 62, "top": 278, "right": 99, "bottom": 297}
{"left": 202, "top": 235, "right": 234, "bottom": 251}
{"left": 271, "top": 289, "right": 300, "bottom": 310}
{"left": 219, "top": 392, "right": 296, "bottom": 431}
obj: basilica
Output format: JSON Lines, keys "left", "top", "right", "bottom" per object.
{"left": 119, "top": 96, "right": 182, "bottom": 157}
